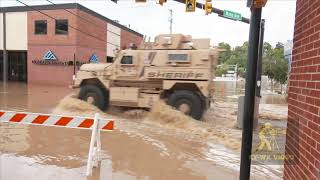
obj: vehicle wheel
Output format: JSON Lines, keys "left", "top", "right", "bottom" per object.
{"left": 168, "top": 90, "right": 203, "bottom": 120}
{"left": 79, "top": 85, "right": 107, "bottom": 111}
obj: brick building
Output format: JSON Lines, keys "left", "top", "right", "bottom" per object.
{"left": 284, "top": 0, "right": 320, "bottom": 179}
{"left": 0, "top": 3, "right": 143, "bottom": 85}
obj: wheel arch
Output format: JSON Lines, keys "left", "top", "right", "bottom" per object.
{"left": 80, "top": 78, "right": 109, "bottom": 99}
{"left": 80, "top": 78, "right": 108, "bottom": 91}
{"left": 162, "top": 80, "right": 209, "bottom": 98}
{"left": 162, "top": 81, "right": 210, "bottom": 111}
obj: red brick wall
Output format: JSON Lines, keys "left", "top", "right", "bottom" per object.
{"left": 75, "top": 9, "right": 107, "bottom": 56}
{"left": 27, "top": 8, "right": 142, "bottom": 86}
{"left": 28, "top": 9, "right": 78, "bottom": 46}
{"left": 120, "top": 29, "right": 143, "bottom": 49}
{"left": 28, "top": 9, "right": 107, "bottom": 86}
{"left": 28, "top": 9, "right": 79, "bottom": 86}
{"left": 284, "top": 0, "right": 320, "bottom": 179}
{"left": 75, "top": 9, "right": 107, "bottom": 64}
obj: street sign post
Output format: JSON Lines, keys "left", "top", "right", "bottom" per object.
{"left": 223, "top": 10, "right": 242, "bottom": 21}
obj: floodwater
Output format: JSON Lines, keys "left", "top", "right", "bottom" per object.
{"left": 0, "top": 81, "right": 285, "bottom": 180}
{"left": 213, "top": 80, "right": 288, "bottom": 104}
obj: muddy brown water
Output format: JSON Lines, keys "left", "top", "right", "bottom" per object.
{"left": 213, "top": 81, "right": 288, "bottom": 104}
{"left": 0, "top": 82, "right": 283, "bottom": 180}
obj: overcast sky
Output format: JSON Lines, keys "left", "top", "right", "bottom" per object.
{"left": 2, "top": 0, "right": 297, "bottom": 47}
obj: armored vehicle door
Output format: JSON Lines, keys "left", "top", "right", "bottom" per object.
{"left": 115, "top": 51, "right": 139, "bottom": 79}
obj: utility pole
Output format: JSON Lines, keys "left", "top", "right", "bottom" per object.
{"left": 240, "top": 0, "right": 266, "bottom": 179}
{"left": 256, "top": 19, "right": 265, "bottom": 97}
{"left": 3, "top": 11, "right": 7, "bottom": 85}
{"left": 169, "top": 9, "right": 173, "bottom": 34}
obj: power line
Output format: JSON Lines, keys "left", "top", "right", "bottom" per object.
{"left": 45, "top": 0, "right": 121, "bottom": 39}
{"left": 15, "top": 0, "right": 120, "bottom": 47}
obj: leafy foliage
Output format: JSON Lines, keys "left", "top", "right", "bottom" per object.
{"left": 215, "top": 64, "right": 228, "bottom": 77}
{"left": 262, "top": 42, "right": 288, "bottom": 85}
{"left": 217, "top": 42, "right": 232, "bottom": 64}
{"left": 217, "top": 41, "right": 288, "bottom": 85}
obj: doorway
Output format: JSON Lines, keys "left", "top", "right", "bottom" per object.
{"left": 0, "top": 51, "right": 27, "bottom": 82}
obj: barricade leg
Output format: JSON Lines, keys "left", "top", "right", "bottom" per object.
{"left": 86, "top": 113, "right": 100, "bottom": 176}
{"left": 96, "top": 126, "right": 102, "bottom": 163}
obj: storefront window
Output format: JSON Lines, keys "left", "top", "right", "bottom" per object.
{"left": 35, "top": 20, "right": 47, "bottom": 35}
{"left": 55, "top": 19, "right": 68, "bottom": 35}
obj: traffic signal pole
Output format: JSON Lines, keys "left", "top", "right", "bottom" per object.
{"left": 240, "top": 6, "right": 262, "bottom": 180}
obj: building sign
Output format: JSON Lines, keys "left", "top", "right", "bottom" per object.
{"left": 90, "top": 54, "right": 99, "bottom": 63}
{"left": 32, "top": 50, "right": 86, "bottom": 66}
{"left": 43, "top": 50, "right": 57, "bottom": 60}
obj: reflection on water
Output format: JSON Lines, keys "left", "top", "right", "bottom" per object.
{"left": 0, "top": 82, "right": 72, "bottom": 113}
{"left": 213, "top": 81, "right": 287, "bottom": 104}
{"left": 0, "top": 154, "right": 85, "bottom": 180}
{"left": 213, "top": 81, "right": 245, "bottom": 102}
{"left": 0, "top": 82, "right": 283, "bottom": 180}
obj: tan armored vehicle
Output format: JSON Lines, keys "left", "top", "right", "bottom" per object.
{"left": 72, "top": 34, "right": 218, "bottom": 120}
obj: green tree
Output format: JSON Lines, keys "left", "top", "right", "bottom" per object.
{"left": 225, "top": 42, "right": 248, "bottom": 68}
{"left": 237, "top": 67, "right": 246, "bottom": 78}
{"left": 273, "top": 44, "right": 288, "bottom": 92}
{"left": 218, "top": 42, "right": 232, "bottom": 64}
{"left": 263, "top": 42, "right": 273, "bottom": 56}
{"left": 215, "top": 41, "right": 288, "bottom": 86}
{"left": 215, "top": 64, "right": 229, "bottom": 77}
{"left": 262, "top": 42, "right": 288, "bottom": 92}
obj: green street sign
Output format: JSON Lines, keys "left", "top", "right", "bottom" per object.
{"left": 223, "top": 10, "right": 242, "bottom": 21}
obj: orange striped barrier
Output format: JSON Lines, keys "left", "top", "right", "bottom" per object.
{"left": 0, "top": 110, "right": 114, "bottom": 131}
{"left": 0, "top": 110, "right": 114, "bottom": 176}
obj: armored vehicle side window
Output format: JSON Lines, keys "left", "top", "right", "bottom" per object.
{"left": 168, "top": 54, "right": 188, "bottom": 62}
{"left": 120, "top": 56, "right": 133, "bottom": 64}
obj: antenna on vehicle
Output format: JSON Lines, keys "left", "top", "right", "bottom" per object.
{"left": 143, "top": 35, "right": 146, "bottom": 42}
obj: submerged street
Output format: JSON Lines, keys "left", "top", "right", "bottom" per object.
{"left": 1, "top": 0, "right": 319, "bottom": 179}
{"left": 0, "top": 82, "right": 286, "bottom": 180}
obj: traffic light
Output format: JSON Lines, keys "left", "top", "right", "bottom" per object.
{"left": 205, "top": 0, "right": 212, "bottom": 15}
{"left": 185, "top": 0, "right": 196, "bottom": 12}
{"left": 247, "top": 0, "right": 268, "bottom": 8}
{"left": 253, "top": 0, "right": 268, "bottom": 7}
{"left": 159, "top": 0, "right": 167, "bottom": 6}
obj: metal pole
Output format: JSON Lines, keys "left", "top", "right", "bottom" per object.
{"left": 169, "top": 9, "right": 173, "bottom": 34}
{"left": 256, "top": 19, "right": 265, "bottom": 97}
{"left": 239, "top": 7, "right": 262, "bottom": 180}
{"left": 3, "top": 11, "right": 7, "bottom": 84}
{"left": 73, "top": 53, "right": 76, "bottom": 75}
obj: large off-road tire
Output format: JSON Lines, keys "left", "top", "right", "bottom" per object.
{"left": 168, "top": 90, "right": 204, "bottom": 120}
{"left": 79, "top": 84, "right": 108, "bottom": 111}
